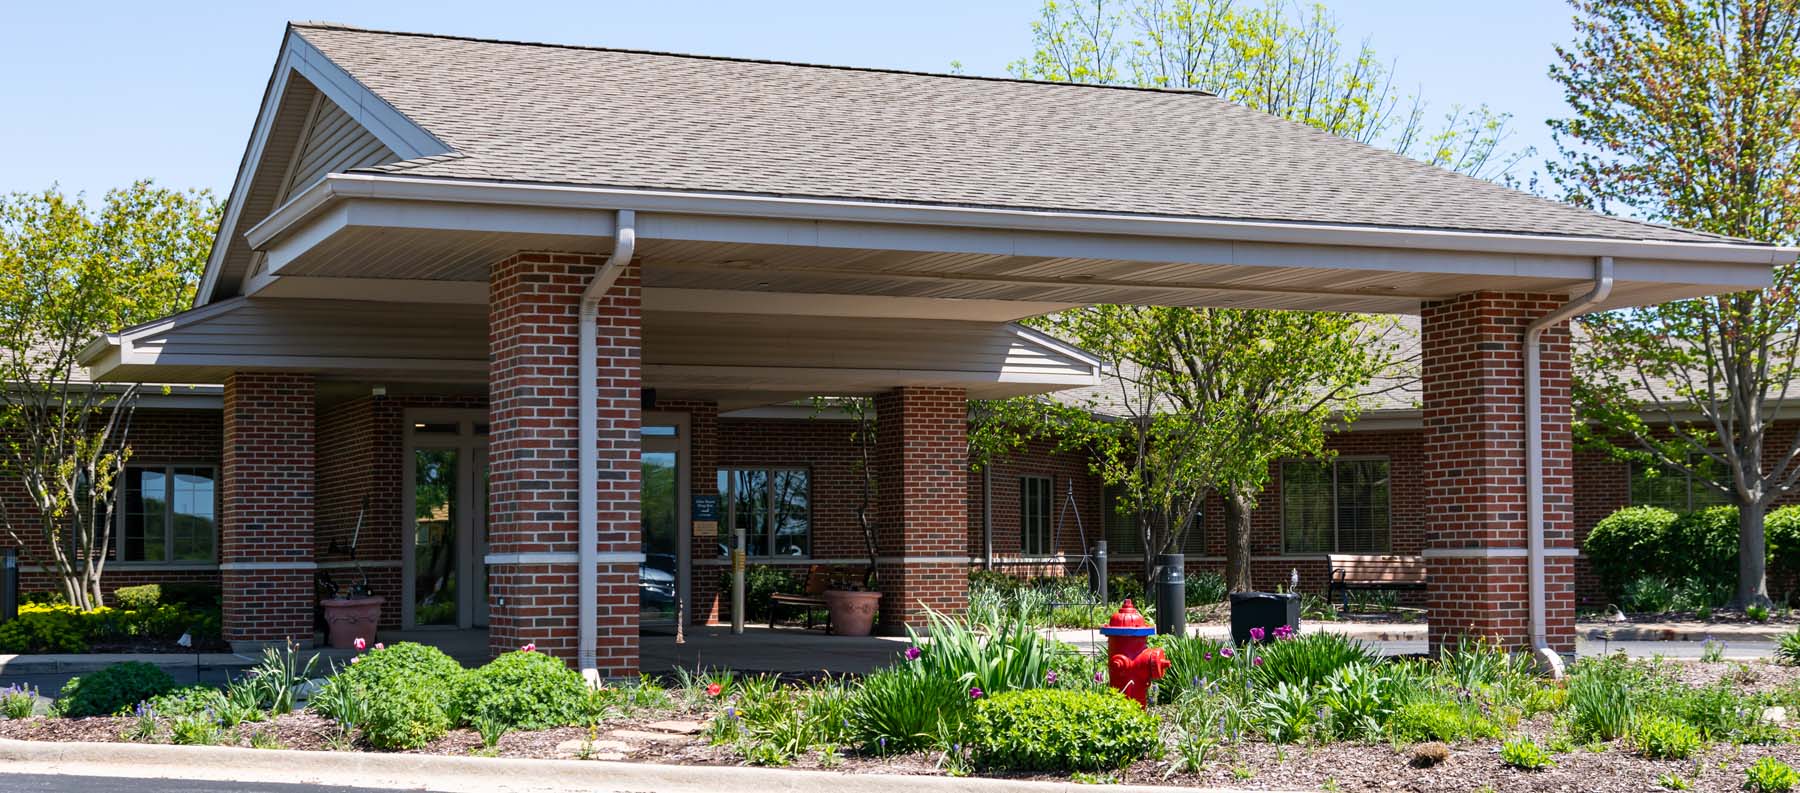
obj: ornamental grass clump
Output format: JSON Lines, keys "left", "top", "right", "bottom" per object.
{"left": 907, "top": 608, "right": 1058, "bottom": 697}
{"left": 968, "top": 689, "right": 1160, "bottom": 772}
{"left": 848, "top": 665, "right": 970, "bottom": 754}
{"left": 454, "top": 648, "right": 589, "bottom": 732}
{"left": 1249, "top": 631, "right": 1378, "bottom": 690}
{"left": 1567, "top": 657, "right": 1640, "bottom": 743}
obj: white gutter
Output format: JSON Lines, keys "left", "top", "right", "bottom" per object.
{"left": 1525, "top": 256, "right": 1612, "bottom": 659}
{"left": 577, "top": 209, "right": 636, "bottom": 684}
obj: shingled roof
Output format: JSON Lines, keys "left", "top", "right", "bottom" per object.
{"left": 291, "top": 23, "right": 1737, "bottom": 245}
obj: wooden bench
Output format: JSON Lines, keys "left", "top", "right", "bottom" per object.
{"left": 1327, "top": 554, "right": 1427, "bottom": 613}
{"left": 769, "top": 565, "right": 833, "bottom": 632}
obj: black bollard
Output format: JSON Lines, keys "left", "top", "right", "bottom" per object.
{"left": 1154, "top": 553, "right": 1185, "bottom": 637}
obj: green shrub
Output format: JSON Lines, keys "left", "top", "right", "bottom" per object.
{"left": 848, "top": 666, "right": 970, "bottom": 753}
{"left": 1630, "top": 714, "right": 1703, "bottom": 760}
{"left": 969, "top": 689, "right": 1160, "bottom": 772}
{"left": 454, "top": 650, "right": 588, "bottom": 731}
{"left": 1387, "top": 696, "right": 1499, "bottom": 743}
{"left": 1622, "top": 576, "right": 1680, "bottom": 613}
{"left": 1500, "top": 736, "right": 1555, "bottom": 770}
{"left": 1748, "top": 757, "right": 1800, "bottom": 793}
{"left": 1252, "top": 680, "right": 1318, "bottom": 744}
{"left": 1186, "top": 572, "right": 1228, "bottom": 605}
{"left": 52, "top": 661, "right": 177, "bottom": 718}
{"left": 1250, "top": 631, "right": 1379, "bottom": 689}
{"left": 145, "top": 685, "right": 226, "bottom": 718}
{"left": 1767, "top": 506, "right": 1800, "bottom": 588}
{"left": 0, "top": 604, "right": 88, "bottom": 653}
{"left": 729, "top": 565, "right": 800, "bottom": 623}
{"left": 1584, "top": 506, "right": 1680, "bottom": 594}
{"left": 1318, "top": 662, "right": 1395, "bottom": 741}
{"left": 111, "top": 584, "right": 161, "bottom": 611}
{"left": 363, "top": 684, "right": 452, "bottom": 750}
{"left": 335, "top": 642, "right": 464, "bottom": 713}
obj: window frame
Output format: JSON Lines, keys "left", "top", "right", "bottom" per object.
{"left": 718, "top": 466, "right": 812, "bottom": 559}
{"left": 1101, "top": 483, "right": 1205, "bottom": 557}
{"left": 1629, "top": 454, "right": 1731, "bottom": 512}
{"left": 115, "top": 462, "right": 219, "bottom": 565}
{"left": 1019, "top": 475, "right": 1053, "bottom": 556}
{"left": 1279, "top": 455, "right": 1392, "bottom": 555}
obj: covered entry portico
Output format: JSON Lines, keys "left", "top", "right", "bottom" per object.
{"left": 82, "top": 23, "right": 1786, "bottom": 678}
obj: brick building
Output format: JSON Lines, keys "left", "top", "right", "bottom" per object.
{"left": 49, "top": 23, "right": 1789, "bottom": 676}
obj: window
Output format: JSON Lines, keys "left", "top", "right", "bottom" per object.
{"left": 1102, "top": 484, "right": 1205, "bottom": 556}
{"left": 119, "top": 465, "right": 216, "bottom": 563}
{"left": 1020, "top": 476, "right": 1053, "bottom": 555}
{"left": 718, "top": 467, "right": 810, "bottom": 557}
{"left": 1631, "top": 455, "right": 1731, "bottom": 512}
{"left": 1281, "top": 458, "right": 1390, "bottom": 554}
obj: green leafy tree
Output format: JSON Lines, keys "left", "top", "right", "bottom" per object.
{"left": 975, "top": 308, "right": 1408, "bottom": 591}
{"left": 0, "top": 182, "right": 217, "bottom": 608}
{"left": 1010, "top": 0, "right": 1529, "bottom": 180}
{"left": 1550, "top": 0, "right": 1800, "bottom": 608}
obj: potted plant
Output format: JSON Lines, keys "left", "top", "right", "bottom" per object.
{"left": 318, "top": 498, "right": 384, "bottom": 649}
{"left": 821, "top": 397, "right": 882, "bottom": 636}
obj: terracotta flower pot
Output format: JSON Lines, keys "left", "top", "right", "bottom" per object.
{"left": 823, "top": 589, "right": 882, "bottom": 636}
{"left": 320, "top": 596, "right": 384, "bottom": 649}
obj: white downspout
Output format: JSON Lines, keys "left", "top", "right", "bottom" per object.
{"left": 578, "top": 209, "right": 636, "bottom": 685}
{"left": 1524, "top": 255, "right": 1612, "bottom": 665}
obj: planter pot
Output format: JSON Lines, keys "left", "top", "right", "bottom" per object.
{"left": 320, "top": 596, "right": 384, "bottom": 649}
{"left": 822, "top": 590, "right": 882, "bottom": 636}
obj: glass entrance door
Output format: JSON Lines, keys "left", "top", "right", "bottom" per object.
{"left": 640, "top": 419, "right": 688, "bottom": 633}
{"left": 404, "top": 413, "right": 489, "bottom": 629}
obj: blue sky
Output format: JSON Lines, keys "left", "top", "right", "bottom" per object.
{"left": 0, "top": 0, "right": 1577, "bottom": 200}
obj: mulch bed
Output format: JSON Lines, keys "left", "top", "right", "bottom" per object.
{"left": 5, "top": 660, "right": 1800, "bottom": 791}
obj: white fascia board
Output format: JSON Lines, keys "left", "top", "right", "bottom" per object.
{"left": 644, "top": 288, "right": 1076, "bottom": 322}
{"left": 254, "top": 174, "right": 1790, "bottom": 284}
{"left": 248, "top": 274, "right": 488, "bottom": 304}
{"left": 195, "top": 27, "right": 453, "bottom": 308}
{"left": 1007, "top": 323, "right": 1103, "bottom": 371}
{"left": 645, "top": 364, "right": 1100, "bottom": 389}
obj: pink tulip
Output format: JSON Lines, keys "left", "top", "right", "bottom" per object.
{"left": 522, "top": 642, "right": 537, "bottom": 653}
{"left": 350, "top": 655, "right": 361, "bottom": 664}
{"left": 374, "top": 642, "right": 385, "bottom": 650}
{"left": 353, "top": 637, "right": 366, "bottom": 651}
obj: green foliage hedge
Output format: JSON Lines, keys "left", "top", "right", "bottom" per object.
{"left": 53, "top": 661, "right": 177, "bottom": 717}
{"left": 969, "top": 688, "right": 1160, "bottom": 772}
{"left": 453, "top": 649, "right": 589, "bottom": 731}
{"left": 0, "top": 601, "right": 217, "bottom": 654}
{"left": 1584, "top": 504, "right": 1800, "bottom": 602}
{"left": 328, "top": 642, "right": 466, "bottom": 750}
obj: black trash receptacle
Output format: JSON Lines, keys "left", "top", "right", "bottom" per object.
{"left": 1229, "top": 591, "right": 1298, "bottom": 645}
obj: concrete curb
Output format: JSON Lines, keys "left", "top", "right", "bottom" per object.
{"left": 0, "top": 739, "right": 1271, "bottom": 793}
{"left": 1580, "top": 623, "right": 1791, "bottom": 643}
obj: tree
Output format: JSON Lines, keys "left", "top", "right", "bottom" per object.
{"left": 0, "top": 182, "right": 217, "bottom": 608}
{"left": 974, "top": 307, "right": 1408, "bottom": 592}
{"left": 1010, "top": 0, "right": 1530, "bottom": 181}
{"left": 1550, "top": 0, "right": 1800, "bottom": 608}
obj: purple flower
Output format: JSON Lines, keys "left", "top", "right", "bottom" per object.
{"left": 879, "top": 737, "right": 888, "bottom": 751}
{"left": 1249, "top": 627, "right": 1266, "bottom": 642}
{"left": 1273, "top": 625, "right": 1293, "bottom": 640}
{"left": 969, "top": 687, "right": 984, "bottom": 699}
{"left": 1094, "top": 670, "right": 1106, "bottom": 683}
{"left": 1203, "top": 653, "right": 1213, "bottom": 662}
{"left": 903, "top": 646, "right": 922, "bottom": 661}
{"left": 1253, "top": 656, "right": 1264, "bottom": 667}
{"left": 1045, "top": 671, "right": 1058, "bottom": 684}
{"left": 1220, "top": 646, "right": 1235, "bottom": 659}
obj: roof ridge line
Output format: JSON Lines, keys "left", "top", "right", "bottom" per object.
{"left": 287, "top": 20, "right": 1218, "bottom": 98}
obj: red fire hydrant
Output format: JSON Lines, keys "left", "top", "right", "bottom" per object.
{"left": 1099, "top": 599, "right": 1169, "bottom": 709}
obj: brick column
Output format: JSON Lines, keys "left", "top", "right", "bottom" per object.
{"left": 1421, "top": 292, "right": 1576, "bottom": 654}
{"left": 488, "top": 252, "right": 640, "bottom": 676}
{"left": 874, "top": 387, "right": 969, "bottom": 632}
{"left": 220, "top": 372, "right": 317, "bottom": 652}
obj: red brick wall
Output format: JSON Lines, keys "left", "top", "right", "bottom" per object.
{"left": 487, "top": 252, "right": 639, "bottom": 675}
{"left": 220, "top": 373, "right": 316, "bottom": 648}
{"left": 874, "top": 387, "right": 969, "bottom": 630}
{"left": 12, "top": 408, "right": 224, "bottom": 600}
{"left": 1420, "top": 292, "right": 1575, "bottom": 653}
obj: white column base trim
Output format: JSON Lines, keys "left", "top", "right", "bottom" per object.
{"left": 1422, "top": 547, "right": 1579, "bottom": 559}
{"left": 483, "top": 552, "right": 646, "bottom": 566}
{"left": 219, "top": 561, "right": 318, "bottom": 571}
